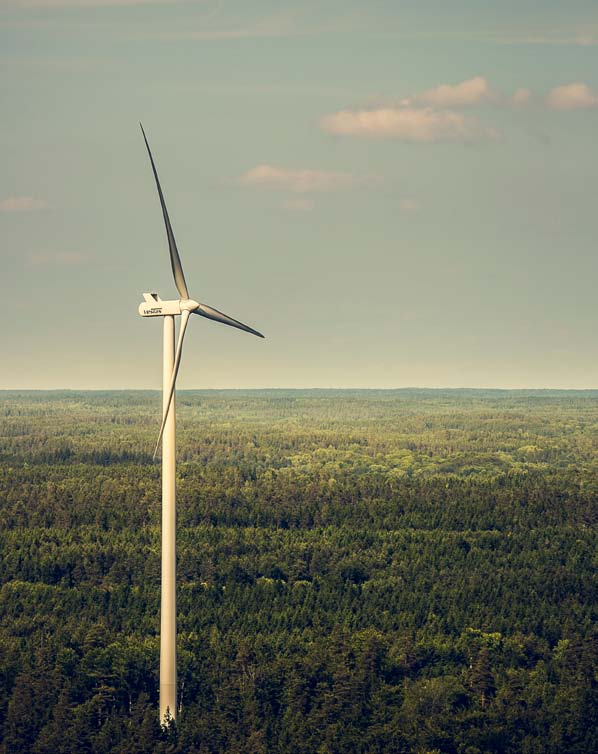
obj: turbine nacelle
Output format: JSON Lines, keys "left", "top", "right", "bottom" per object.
{"left": 138, "top": 294, "right": 200, "bottom": 317}
{"left": 139, "top": 293, "right": 181, "bottom": 317}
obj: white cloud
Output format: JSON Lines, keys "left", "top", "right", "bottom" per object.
{"left": 281, "top": 198, "right": 315, "bottom": 212}
{"left": 512, "top": 88, "right": 532, "bottom": 105}
{"left": 163, "top": 28, "right": 277, "bottom": 40}
{"left": 399, "top": 198, "right": 422, "bottom": 214}
{"left": 234, "top": 164, "right": 363, "bottom": 193}
{"left": 27, "top": 251, "right": 91, "bottom": 267}
{"left": 320, "top": 106, "right": 499, "bottom": 143}
{"left": 0, "top": 196, "right": 48, "bottom": 212}
{"left": 574, "top": 34, "right": 598, "bottom": 47}
{"left": 152, "top": 14, "right": 301, "bottom": 40}
{"left": 545, "top": 82, "right": 598, "bottom": 110}
{"left": 489, "top": 29, "right": 598, "bottom": 48}
{"left": 8, "top": 0, "right": 175, "bottom": 6}
{"left": 407, "top": 76, "right": 495, "bottom": 107}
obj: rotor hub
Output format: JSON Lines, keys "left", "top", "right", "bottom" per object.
{"left": 180, "top": 298, "right": 200, "bottom": 312}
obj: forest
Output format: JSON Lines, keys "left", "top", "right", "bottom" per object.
{"left": 0, "top": 389, "right": 596, "bottom": 754}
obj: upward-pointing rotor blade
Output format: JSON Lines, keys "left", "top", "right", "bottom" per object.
{"left": 193, "top": 303, "right": 265, "bottom": 338}
{"left": 153, "top": 309, "right": 191, "bottom": 460}
{"left": 140, "top": 123, "right": 190, "bottom": 300}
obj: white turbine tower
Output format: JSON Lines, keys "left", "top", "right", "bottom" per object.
{"left": 137, "top": 124, "right": 264, "bottom": 725}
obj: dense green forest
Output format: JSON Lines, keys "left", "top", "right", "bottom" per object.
{"left": 0, "top": 389, "right": 596, "bottom": 754}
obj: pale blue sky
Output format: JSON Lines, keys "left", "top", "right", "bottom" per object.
{"left": 1, "top": 0, "right": 597, "bottom": 388}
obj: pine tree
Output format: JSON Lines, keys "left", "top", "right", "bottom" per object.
{"left": 469, "top": 648, "right": 496, "bottom": 709}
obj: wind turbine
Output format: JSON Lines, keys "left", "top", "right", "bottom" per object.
{"left": 137, "top": 124, "right": 264, "bottom": 724}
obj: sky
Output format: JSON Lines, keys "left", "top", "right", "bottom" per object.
{"left": 1, "top": 0, "right": 597, "bottom": 389}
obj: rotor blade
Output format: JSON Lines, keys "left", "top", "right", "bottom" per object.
{"left": 140, "top": 123, "right": 190, "bottom": 300}
{"left": 193, "top": 303, "right": 264, "bottom": 338}
{"left": 153, "top": 309, "right": 191, "bottom": 459}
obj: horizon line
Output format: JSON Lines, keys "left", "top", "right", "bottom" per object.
{"left": 1, "top": 386, "right": 597, "bottom": 393}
